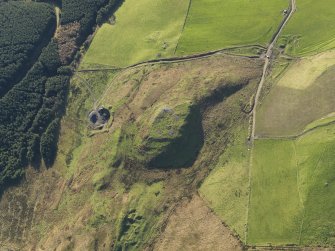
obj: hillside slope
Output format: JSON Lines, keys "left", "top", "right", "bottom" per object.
{"left": 0, "top": 54, "right": 262, "bottom": 250}
{"left": 1, "top": 0, "right": 335, "bottom": 250}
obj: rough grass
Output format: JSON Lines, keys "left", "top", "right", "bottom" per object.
{"left": 97, "top": 55, "right": 262, "bottom": 169}
{"left": 278, "top": 0, "right": 335, "bottom": 56}
{"left": 114, "top": 182, "right": 164, "bottom": 251}
{"left": 81, "top": 0, "right": 190, "bottom": 68}
{"left": 0, "top": 54, "right": 263, "bottom": 249}
{"left": 37, "top": 68, "right": 168, "bottom": 250}
{"left": 248, "top": 123, "right": 335, "bottom": 246}
{"left": 200, "top": 124, "right": 250, "bottom": 241}
{"left": 176, "top": 0, "right": 288, "bottom": 55}
{"left": 154, "top": 195, "right": 243, "bottom": 251}
{"left": 256, "top": 52, "right": 335, "bottom": 137}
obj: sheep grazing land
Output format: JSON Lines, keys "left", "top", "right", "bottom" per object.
{"left": 278, "top": 0, "right": 335, "bottom": 56}
{"left": 256, "top": 50, "right": 335, "bottom": 137}
{"left": 249, "top": 123, "right": 335, "bottom": 246}
{"left": 1, "top": 0, "right": 335, "bottom": 250}
{"left": 82, "top": 0, "right": 190, "bottom": 68}
{"left": 176, "top": 0, "right": 287, "bottom": 55}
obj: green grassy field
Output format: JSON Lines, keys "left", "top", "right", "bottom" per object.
{"left": 248, "top": 123, "right": 335, "bottom": 246}
{"left": 303, "top": 112, "right": 335, "bottom": 132}
{"left": 176, "top": 0, "right": 288, "bottom": 55}
{"left": 256, "top": 52, "right": 335, "bottom": 137}
{"left": 247, "top": 139, "right": 303, "bottom": 245}
{"left": 298, "top": 128, "right": 335, "bottom": 246}
{"left": 200, "top": 125, "right": 250, "bottom": 241}
{"left": 81, "top": 0, "right": 189, "bottom": 68}
{"left": 278, "top": 0, "right": 335, "bottom": 56}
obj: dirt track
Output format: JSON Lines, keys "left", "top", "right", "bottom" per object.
{"left": 246, "top": 0, "right": 296, "bottom": 244}
{"left": 251, "top": 0, "right": 296, "bottom": 142}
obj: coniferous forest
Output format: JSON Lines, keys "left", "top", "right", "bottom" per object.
{"left": 0, "top": 0, "right": 122, "bottom": 189}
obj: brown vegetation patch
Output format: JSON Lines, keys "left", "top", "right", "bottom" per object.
{"left": 154, "top": 195, "right": 243, "bottom": 251}
{"left": 56, "top": 22, "right": 81, "bottom": 65}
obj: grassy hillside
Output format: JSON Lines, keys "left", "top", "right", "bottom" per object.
{"left": 176, "top": 0, "right": 288, "bottom": 55}
{"left": 200, "top": 124, "right": 250, "bottom": 241}
{"left": 2, "top": 0, "right": 335, "bottom": 249}
{"left": 278, "top": 0, "right": 335, "bottom": 56}
{"left": 82, "top": 0, "right": 190, "bottom": 68}
{"left": 248, "top": 123, "right": 335, "bottom": 246}
{"left": 0, "top": 54, "right": 263, "bottom": 249}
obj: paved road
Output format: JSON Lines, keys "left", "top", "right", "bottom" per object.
{"left": 250, "top": 0, "right": 296, "bottom": 142}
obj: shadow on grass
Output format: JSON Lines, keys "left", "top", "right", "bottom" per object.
{"left": 149, "top": 105, "right": 204, "bottom": 169}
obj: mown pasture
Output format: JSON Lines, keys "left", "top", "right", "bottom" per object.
{"left": 176, "top": 0, "right": 288, "bottom": 55}
{"left": 248, "top": 123, "right": 335, "bottom": 246}
{"left": 278, "top": 0, "right": 335, "bottom": 56}
{"left": 256, "top": 51, "right": 335, "bottom": 137}
{"left": 247, "top": 139, "right": 303, "bottom": 245}
{"left": 82, "top": 0, "right": 189, "bottom": 68}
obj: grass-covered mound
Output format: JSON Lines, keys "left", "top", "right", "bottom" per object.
{"left": 119, "top": 103, "right": 203, "bottom": 169}
{"left": 1, "top": 54, "right": 262, "bottom": 250}
{"left": 96, "top": 55, "right": 262, "bottom": 171}
{"left": 145, "top": 103, "right": 203, "bottom": 168}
